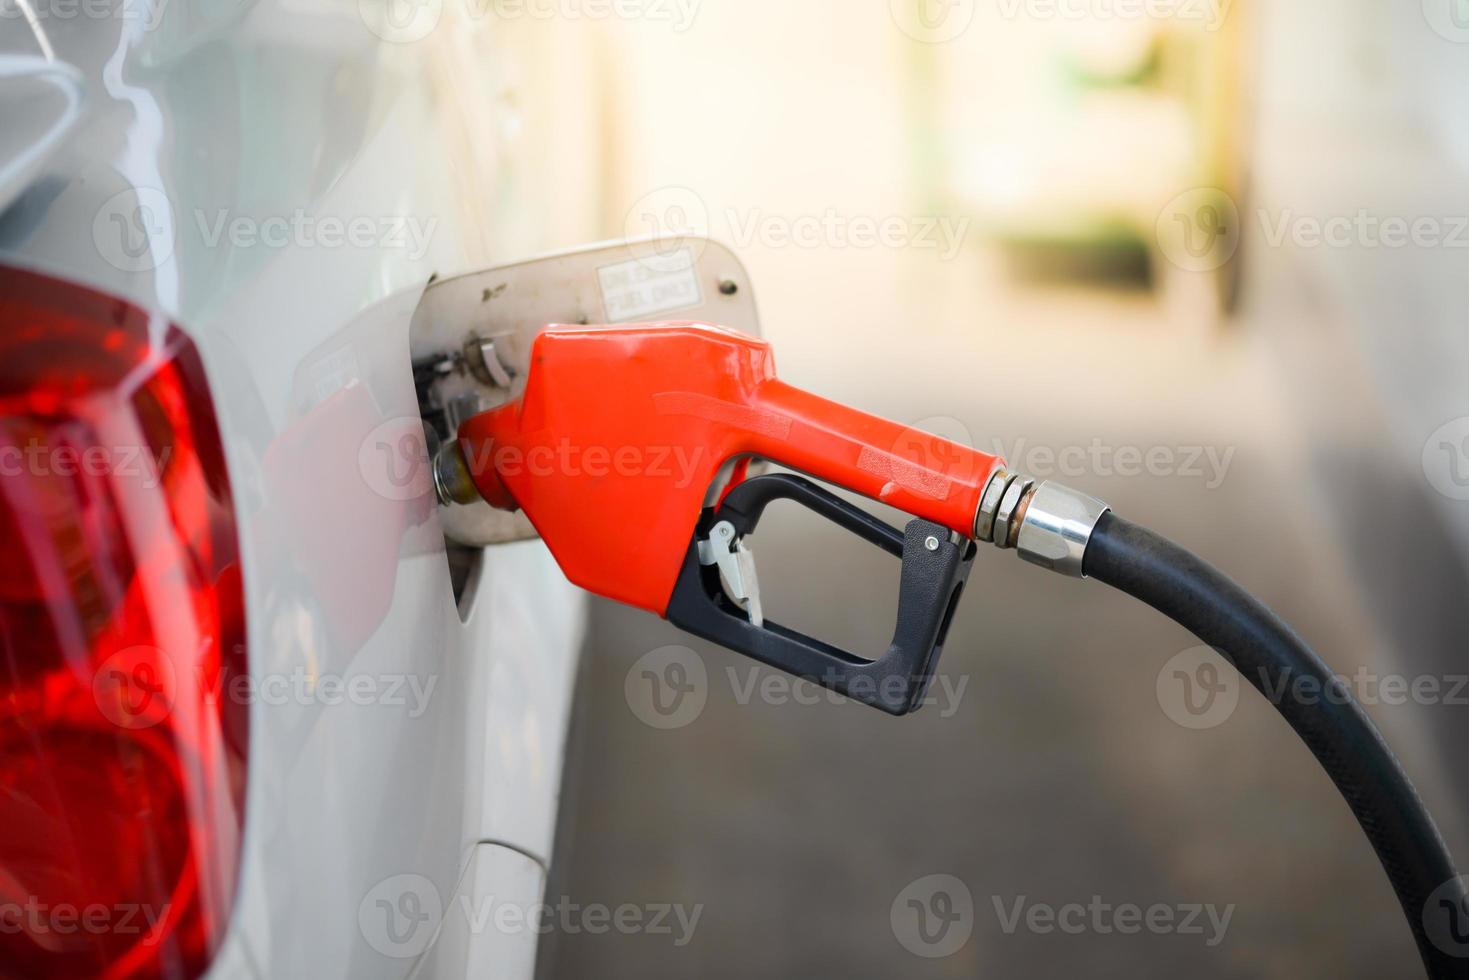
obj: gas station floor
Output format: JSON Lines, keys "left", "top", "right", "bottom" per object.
{"left": 535, "top": 273, "right": 1466, "bottom": 979}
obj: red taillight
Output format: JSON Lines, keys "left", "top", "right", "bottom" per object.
{"left": 0, "top": 266, "right": 247, "bottom": 979}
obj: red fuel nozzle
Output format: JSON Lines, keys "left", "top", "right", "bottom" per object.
{"left": 457, "top": 322, "right": 1004, "bottom": 618}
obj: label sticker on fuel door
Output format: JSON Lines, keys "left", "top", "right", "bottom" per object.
{"left": 598, "top": 248, "right": 703, "bottom": 321}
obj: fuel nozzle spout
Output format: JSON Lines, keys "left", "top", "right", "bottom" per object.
{"left": 432, "top": 439, "right": 484, "bottom": 508}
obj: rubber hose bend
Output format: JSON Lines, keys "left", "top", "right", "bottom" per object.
{"left": 1083, "top": 511, "right": 1467, "bottom": 979}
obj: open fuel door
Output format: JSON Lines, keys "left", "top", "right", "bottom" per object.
{"left": 410, "top": 237, "right": 763, "bottom": 548}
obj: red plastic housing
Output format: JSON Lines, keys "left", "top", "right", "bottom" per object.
{"left": 458, "top": 323, "right": 1004, "bottom": 615}
{"left": 0, "top": 266, "right": 248, "bottom": 979}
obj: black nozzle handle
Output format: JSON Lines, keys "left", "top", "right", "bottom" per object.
{"left": 666, "top": 473, "right": 974, "bottom": 715}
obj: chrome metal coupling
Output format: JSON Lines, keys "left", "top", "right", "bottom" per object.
{"left": 974, "top": 469, "right": 1110, "bottom": 578}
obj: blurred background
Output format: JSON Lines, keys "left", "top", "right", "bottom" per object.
{"left": 468, "top": 1, "right": 1469, "bottom": 975}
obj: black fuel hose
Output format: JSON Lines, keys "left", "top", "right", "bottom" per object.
{"left": 1083, "top": 511, "right": 1467, "bottom": 979}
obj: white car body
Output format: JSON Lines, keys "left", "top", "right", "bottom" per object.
{"left": 0, "top": 3, "right": 598, "bottom": 977}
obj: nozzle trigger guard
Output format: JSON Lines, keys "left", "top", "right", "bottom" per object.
{"left": 666, "top": 473, "right": 975, "bottom": 716}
